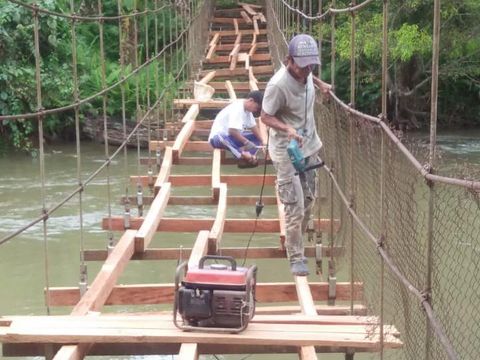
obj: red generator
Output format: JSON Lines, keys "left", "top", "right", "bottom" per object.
{"left": 173, "top": 255, "right": 257, "bottom": 333}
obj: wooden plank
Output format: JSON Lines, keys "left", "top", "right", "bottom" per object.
{"left": 253, "top": 17, "right": 260, "bottom": 35}
{"left": 174, "top": 99, "right": 231, "bottom": 110}
{"left": 154, "top": 147, "right": 173, "bottom": 192}
{"left": 46, "top": 282, "right": 364, "bottom": 306}
{"left": 208, "top": 33, "right": 220, "bottom": 47}
{"left": 233, "top": 18, "right": 239, "bottom": 34}
{"left": 149, "top": 141, "right": 212, "bottom": 153}
{"left": 172, "top": 120, "right": 196, "bottom": 162}
{"left": 229, "top": 44, "right": 240, "bottom": 70}
{"left": 178, "top": 343, "right": 198, "bottom": 360}
{"left": 276, "top": 190, "right": 286, "bottom": 248}
{"left": 209, "top": 183, "right": 227, "bottom": 253}
{"left": 211, "top": 149, "right": 222, "bottom": 200}
{"left": 241, "top": 3, "right": 257, "bottom": 16}
{"left": 198, "top": 71, "right": 216, "bottom": 85}
{"left": 50, "top": 230, "right": 137, "bottom": 360}
{"left": 206, "top": 81, "right": 267, "bottom": 91}
{"left": 239, "top": 2, "right": 263, "bottom": 9}
{"left": 296, "top": 276, "right": 319, "bottom": 359}
{"left": 199, "top": 65, "right": 274, "bottom": 78}
{"left": 203, "top": 53, "right": 270, "bottom": 64}
{"left": 216, "top": 42, "right": 268, "bottom": 52}
{"left": 0, "top": 317, "right": 402, "bottom": 349}
{"left": 83, "top": 245, "right": 345, "bottom": 262}
{"left": 133, "top": 174, "right": 277, "bottom": 187}
{"left": 255, "top": 304, "right": 367, "bottom": 316}
{"left": 122, "top": 195, "right": 277, "bottom": 207}
{"left": 101, "top": 217, "right": 340, "bottom": 234}
{"left": 209, "top": 29, "right": 266, "bottom": 37}
{"left": 187, "top": 231, "right": 209, "bottom": 270}
{"left": 225, "top": 80, "right": 237, "bottom": 100}
{"left": 181, "top": 104, "right": 199, "bottom": 123}
{"left": 240, "top": 11, "right": 252, "bottom": 24}
{"left": 134, "top": 183, "right": 171, "bottom": 252}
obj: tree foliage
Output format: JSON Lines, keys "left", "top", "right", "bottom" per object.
{"left": 316, "top": 0, "right": 480, "bottom": 129}
{"left": 0, "top": 0, "right": 183, "bottom": 152}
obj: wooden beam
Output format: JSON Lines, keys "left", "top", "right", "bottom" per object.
{"left": 149, "top": 141, "right": 212, "bottom": 153}
{"left": 295, "top": 276, "right": 320, "bottom": 359}
{"left": 50, "top": 230, "right": 137, "bottom": 360}
{"left": 199, "top": 65, "right": 274, "bottom": 79}
{"left": 172, "top": 120, "right": 196, "bottom": 162}
{"left": 83, "top": 245, "right": 345, "bottom": 262}
{"left": 132, "top": 174, "right": 277, "bottom": 187}
{"left": 276, "top": 190, "right": 286, "bottom": 249}
{"left": 0, "top": 316, "right": 401, "bottom": 349}
{"left": 211, "top": 149, "right": 221, "bottom": 199}
{"left": 154, "top": 147, "right": 173, "bottom": 192}
{"left": 233, "top": 18, "right": 239, "bottom": 34}
{"left": 203, "top": 53, "right": 270, "bottom": 64}
{"left": 174, "top": 99, "right": 231, "bottom": 110}
{"left": 181, "top": 104, "right": 199, "bottom": 123}
{"left": 101, "top": 217, "right": 340, "bottom": 234}
{"left": 241, "top": 3, "right": 257, "bottom": 16}
{"left": 187, "top": 231, "right": 209, "bottom": 270}
{"left": 216, "top": 42, "right": 268, "bottom": 52}
{"left": 121, "top": 195, "right": 278, "bottom": 207}
{"left": 209, "top": 183, "right": 227, "bottom": 253}
{"left": 198, "top": 71, "right": 216, "bottom": 85}
{"left": 178, "top": 343, "right": 198, "bottom": 360}
{"left": 240, "top": 11, "right": 252, "bottom": 24}
{"left": 225, "top": 80, "right": 237, "bottom": 100}
{"left": 205, "top": 82, "right": 267, "bottom": 91}
{"left": 134, "top": 183, "right": 171, "bottom": 252}
{"left": 209, "top": 29, "right": 266, "bottom": 37}
{"left": 46, "top": 282, "right": 364, "bottom": 306}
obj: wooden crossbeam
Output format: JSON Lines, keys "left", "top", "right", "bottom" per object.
{"left": 203, "top": 53, "right": 270, "bottom": 64}
{"left": 205, "top": 81, "right": 267, "bottom": 91}
{"left": 209, "top": 29, "right": 266, "bottom": 37}
{"left": 181, "top": 104, "right": 199, "bottom": 123}
{"left": 132, "top": 174, "right": 277, "bottom": 187}
{"left": 198, "top": 71, "right": 216, "bottom": 85}
{"left": 225, "top": 80, "right": 237, "bottom": 100}
{"left": 241, "top": 3, "right": 257, "bottom": 16}
{"left": 100, "top": 217, "right": 340, "bottom": 234}
{"left": 216, "top": 42, "right": 268, "bottom": 52}
{"left": 83, "top": 245, "right": 344, "bottom": 262}
{"left": 121, "top": 195, "right": 279, "bottom": 207}
{"left": 199, "top": 65, "right": 274, "bottom": 78}
{"left": 240, "top": 11, "right": 252, "bottom": 24}
{"left": 135, "top": 183, "right": 171, "bottom": 252}
{"left": 149, "top": 140, "right": 211, "bottom": 153}
{"left": 46, "top": 282, "right": 364, "bottom": 306}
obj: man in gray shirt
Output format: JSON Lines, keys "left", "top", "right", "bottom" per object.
{"left": 261, "top": 34, "right": 330, "bottom": 276}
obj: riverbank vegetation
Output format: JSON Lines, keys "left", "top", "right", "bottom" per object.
{"left": 0, "top": 0, "right": 479, "bottom": 152}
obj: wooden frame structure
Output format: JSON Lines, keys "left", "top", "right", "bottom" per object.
{"left": 0, "top": 4, "right": 402, "bottom": 360}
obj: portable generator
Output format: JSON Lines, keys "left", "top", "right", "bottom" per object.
{"left": 173, "top": 255, "right": 257, "bottom": 333}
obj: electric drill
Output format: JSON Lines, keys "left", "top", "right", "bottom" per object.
{"left": 287, "top": 138, "right": 325, "bottom": 174}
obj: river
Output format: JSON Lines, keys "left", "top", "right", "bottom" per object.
{"left": 0, "top": 129, "right": 479, "bottom": 360}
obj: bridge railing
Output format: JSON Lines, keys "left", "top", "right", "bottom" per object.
{"left": 266, "top": 1, "right": 480, "bottom": 360}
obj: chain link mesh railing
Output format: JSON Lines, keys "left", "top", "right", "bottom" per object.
{"left": 267, "top": 1, "right": 480, "bottom": 359}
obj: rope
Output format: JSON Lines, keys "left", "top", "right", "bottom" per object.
{"left": 0, "top": 48, "right": 192, "bottom": 247}
{"left": 0, "top": 18, "right": 188, "bottom": 121}
{"left": 278, "top": 0, "right": 377, "bottom": 21}
{"left": 33, "top": 8, "right": 51, "bottom": 315}
{"left": 97, "top": 0, "right": 114, "bottom": 250}
{"left": 7, "top": 0, "right": 169, "bottom": 22}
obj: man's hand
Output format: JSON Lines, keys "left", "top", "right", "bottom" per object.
{"left": 243, "top": 140, "right": 257, "bottom": 151}
{"left": 287, "top": 126, "right": 303, "bottom": 146}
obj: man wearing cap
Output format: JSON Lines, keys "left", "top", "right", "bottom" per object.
{"left": 209, "top": 90, "right": 264, "bottom": 167}
{"left": 261, "top": 34, "right": 330, "bottom": 276}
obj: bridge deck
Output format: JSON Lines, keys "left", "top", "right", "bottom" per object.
{"left": 1, "top": 3, "right": 402, "bottom": 360}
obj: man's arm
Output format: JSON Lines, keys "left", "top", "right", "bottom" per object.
{"left": 312, "top": 76, "right": 332, "bottom": 95}
{"left": 228, "top": 128, "right": 249, "bottom": 145}
{"left": 261, "top": 110, "right": 303, "bottom": 145}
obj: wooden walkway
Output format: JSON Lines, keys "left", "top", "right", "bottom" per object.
{"left": 0, "top": 4, "right": 402, "bottom": 359}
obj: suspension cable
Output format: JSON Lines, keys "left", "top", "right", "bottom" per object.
{"left": 69, "top": 0, "right": 88, "bottom": 296}
{"left": 97, "top": 0, "right": 115, "bottom": 252}
{"left": 7, "top": 0, "right": 168, "bottom": 22}
{"left": 32, "top": 7, "right": 51, "bottom": 315}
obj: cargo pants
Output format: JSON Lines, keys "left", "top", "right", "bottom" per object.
{"left": 273, "top": 155, "right": 317, "bottom": 264}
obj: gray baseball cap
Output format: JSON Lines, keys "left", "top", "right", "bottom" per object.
{"left": 288, "top": 34, "right": 320, "bottom": 68}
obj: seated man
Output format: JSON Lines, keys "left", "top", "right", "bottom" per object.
{"left": 208, "top": 91, "right": 264, "bottom": 167}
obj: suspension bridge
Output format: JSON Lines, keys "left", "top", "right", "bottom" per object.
{"left": 0, "top": 1, "right": 479, "bottom": 360}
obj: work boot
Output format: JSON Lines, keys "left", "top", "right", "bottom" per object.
{"left": 290, "top": 260, "right": 309, "bottom": 276}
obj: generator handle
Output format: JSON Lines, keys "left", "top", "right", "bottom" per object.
{"left": 199, "top": 255, "right": 237, "bottom": 270}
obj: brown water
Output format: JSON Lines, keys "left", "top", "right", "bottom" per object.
{"left": 0, "top": 131, "right": 478, "bottom": 360}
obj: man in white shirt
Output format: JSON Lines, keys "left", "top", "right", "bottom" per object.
{"left": 261, "top": 34, "right": 331, "bottom": 276}
{"left": 208, "top": 91, "right": 264, "bottom": 167}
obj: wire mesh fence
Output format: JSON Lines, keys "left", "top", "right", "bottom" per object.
{"left": 266, "top": 0, "right": 480, "bottom": 359}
